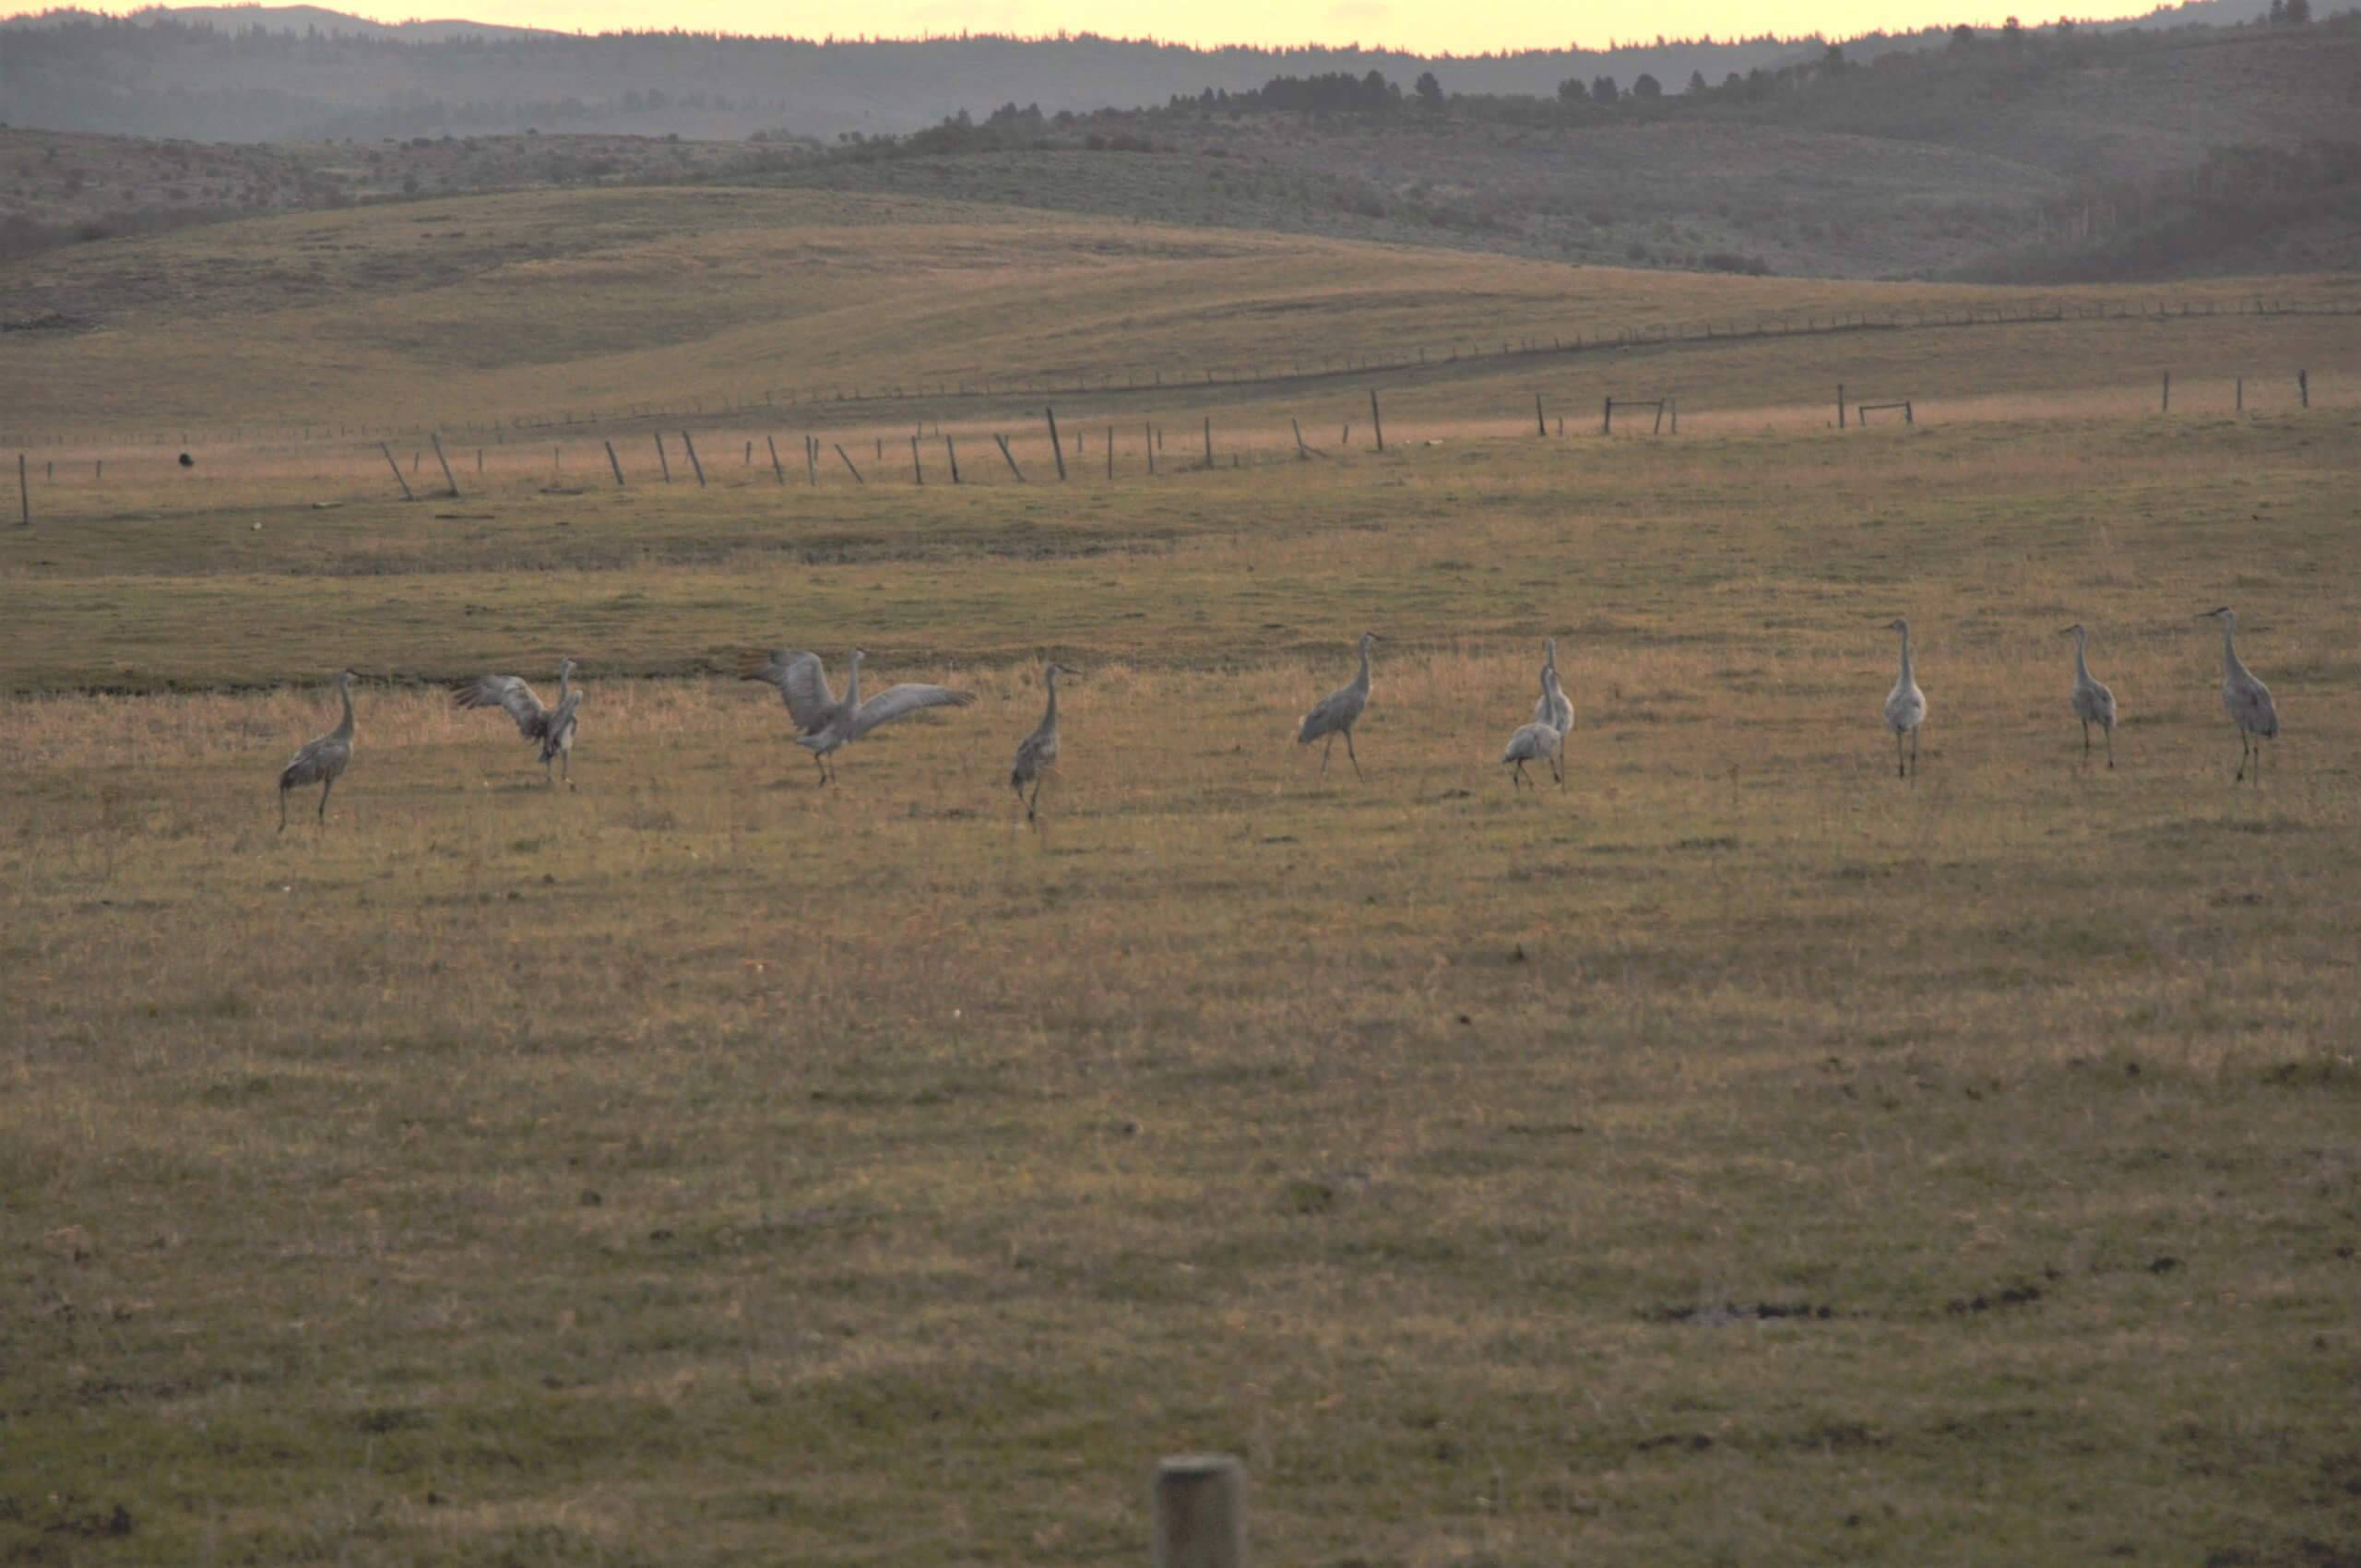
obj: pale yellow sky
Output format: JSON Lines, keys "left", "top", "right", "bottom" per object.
{"left": 22, "top": 0, "right": 2140, "bottom": 53}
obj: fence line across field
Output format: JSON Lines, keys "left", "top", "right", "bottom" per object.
{"left": 5, "top": 365, "right": 2342, "bottom": 524}
{"left": 4, "top": 294, "right": 2351, "bottom": 453}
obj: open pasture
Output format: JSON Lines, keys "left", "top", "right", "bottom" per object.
{"left": 5, "top": 375, "right": 2361, "bottom": 1564}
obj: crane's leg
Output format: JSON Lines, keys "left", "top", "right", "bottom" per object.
{"left": 1029, "top": 778, "right": 1046, "bottom": 822}
{"left": 1551, "top": 752, "right": 1564, "bottom": 789}
{"left": 1319, "top": 734, "right": 1334, "bottom": 775}
{"left": 2105, "top": 725, "right": 2114, "bottom": 771}
{"left": 2234, "top": 732, "right": 2248, "bottom": 783}
{"left": 1909, "top": 726, "right": 1919, "bottom": 779}
{"left": 2082, "top": 719, "right": 2091, "bottom": 760}
{"left": 316, "top": 777, "right": 335, "bottom": 825}
{"left": 563, "top": 746, "right": 574, "bottom": 791}
{"left": 2256, "top": 736, "right": 2266, "bottom": 785}
{"left": 1344, "top": 728, "right": 1363, "bottom": 780}
{"left": 1895, "top": 729, "right": 1905, "bottom": 779}
{"left": 1509, "top": 760, "right": 1525, "bottom": 790}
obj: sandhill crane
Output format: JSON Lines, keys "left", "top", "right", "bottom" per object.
{"left": 2061, "top": 624, "right": 2117, "bottom": 768}
{"left": 453, "top": 657, "right": 581, "bottom": 788}
{"left": 1010, "top": 662, "right": 1076, "bottom": 823}
{"left": 278, "top": 670, "right": 356, "bottom": 830}
{"left": 1501, "top": 719, "right": 1564, "bottom": 790}
{"left": 1882, "top": 618, "right": 1927, "bottom": 779}
{"left": 1534, "top": 639, "right": 1572, "bottom": 762}
{"left": 743, "top": 647, "right": 975, "bottom": 784}
{"left": 1298, "top": 631, "right": 1377, "bottom": 778}
{"left": 2201, "top": 606, "right": 2278, "bottom": 783}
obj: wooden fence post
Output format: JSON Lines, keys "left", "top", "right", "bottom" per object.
{"left": 2162, "top": 372, "right": 2170, "bottom": 413}
{"left": 655, "top": 433, "right": 672, "bottom": 484}
{"left": 992, "top": 434, "right": 1026, "bottom": 482}
{"left": 1535, "top": 393, "right": 1547, "bottom": 437}
{"left": 430, "top": 432, "right": 460, "bottom": 498}
{"left": 1602, "top": 398, "right": 1613, "bottom": 435}
{"left": 832, "top": 444, "right": 865, "bottom": 484}
{"left": 1145, "top": 422, "right": 1155, "bottom": 477}
{"left": 1202, "top": 416, "right": 1213, "bottom": 469}
{"left": 1368, "top": 389, "right": 1384, "bottom": 452}
{"left": 380, "top": 441, "right": 415, "bottom": 501}
{"left": 16, "top": 453, "right": 27, "bottom": 526}
{"left": 1292, "top": 418, "right": 1309, "bottom": 459}
{"left": 910, "top": 433, "right": 924, "bottom": 485}
{"left": 1106, "top": 424, "right": 1114, "bottom": 481}
{"left": 2236, "top": 376, "right": 2243, "bottom": 412}
{"left": 1668, "top": 398, "right": 1678, "bottom": 435}
{"left": 682, "top": 432, "right": 706, "bottom": 488}
{"left": 1837, "top": 385, "right": 1846, "bottom": 429}
{"left": 1152, "top": 1455, "right": 1246, "bottom": 1568}
{"left": 766, "top": 435, "right": 786, "bottom": 485}
{"left": 1046, "top": 407, "right": 1067, "bottom": 481}
{"left": 2298, "top": 370, "right": 2308, "bottom": 408}
{"left": 945, "top": 434, "right": 961, "bottom": 484}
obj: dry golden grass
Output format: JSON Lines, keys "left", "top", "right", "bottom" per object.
{"left": 5, "top": 395, "right": 2360, "bottom": 1564}
{"left": 6, "top": 182, "right": 2357, "bottom": 436}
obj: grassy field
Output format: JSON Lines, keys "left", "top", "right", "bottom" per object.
{"left": 6, "top": 356, "right": 2360, "bottom": 1566}
{"left": 6, "top": 184, "right": 2359, "bottom": 440}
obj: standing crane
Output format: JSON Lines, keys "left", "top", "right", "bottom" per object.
{"left": 2060, "top": 624, "right": 2118, "bottom": 768}
{"left": 1298, "top": 631, "right": 1378, "bottom": 778}
{"left": 1009, "top": 662, "right": 1076, "bottom": 824}
{"left": 453, "top": 657, "right": 582, "bottom": 788}
{"left": 1501, "top": 718, "right": 1564, "bottom": 790}
{"left": 1534, "top": 638, "right": 1572, "bottom": 765}
{"left": 2200, "top": 607, "right": 2278, "bottom": 783}
{"left": 1882, "top": 618, "right": 1927, "bottom": 779}
{"left": 278, "top": 670, "right": 357, "bottom": 830}
{"left": 742, "top": 647, "right": 975, "bottom": 784}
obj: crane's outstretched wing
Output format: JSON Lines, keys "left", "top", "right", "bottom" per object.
{"left": 848, "top": 683, "right": 976, "bottom": 739}
{"left": 742, "top": 649, "right": 836, "bottom": 731}
{"left": 454, "top": 675, "right": 550, "bottom": 740}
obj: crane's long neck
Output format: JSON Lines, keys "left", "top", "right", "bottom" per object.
{"left": 558, "top": 664, "right": 574, "bottom": 702}
{"left": 1041, "top": 671, "right": 1060, "bottom": 727}
{"left": 331, "top": 678, "right": 355, "bottom": 739}
{"left": 1896, "top": 628, "right": 1915, "bottom": 686}
{"left": 1356, "top": 640, "right": 1372, "bottom": 691}
{"left": 2219, "top": 621, "right": 2247, "bottom": 680}
{"left": 843, "top": 657, "right": 861, "bottom": 715}
{"left": 2072, "top": 629, "right": 2092, "bottom": 681}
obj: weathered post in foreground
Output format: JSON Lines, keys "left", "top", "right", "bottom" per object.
{"left": 1368, "top": 388, "right": 1384, "bottom": 452}
{"left": 944, "top": 434, "right": 961, "bottom": 484}
{"left": 1602, "top": 397, "right": 1613, "bottom": 435}
{"left": 1837, "top": 384, "right": 1846, "bottom": 430}
{"left": 2298, "top": 370, "right": 2309, "bottom": 409}
{"left": 1106, "top": 424, "right": 1114, "bottom": 481}
{"left": 1145, "top": 422, "right": 1155, "bottom": 477}
{"left": 430, "top": 432, "right": 460, "bottom": 498}
{"left": 682, "top": 431, "right": 707, "bottom": 488}
{"left": 1046, "top": 406, "right": 1067, "bottom": 481}
{"left": 606, "top": 440, "right": 626, "bottom": 487}
{"left": 766, "top": 435, "right": 786, "bottom": 485}
{"left": 1202, "top": 417, "right": 1213, "bottom": 469}
{"left": 380, "top": 442, "right": 415, "bottom": 501}
{"left": 993, "top": 434, "right": 1026, "bottom": 482}
{"left": 2162, "top": 371, "right": 2170, "bottom": 413}
{"left": 1152, "top": 1455, "right": 1246, "bottom": 1568}
{"left": 910, "top": 433, "right": 924, "bottom": 485}
{"left": 2236, "top": 376, "right": 2244, "bottom": 413}
{"left": 1535, "top": 392, "right": 1547, "bottom": 437}
{"left": 832, "top": 444, "right": 865, "bottom": 484}
{"left": 655, "top": 433, "right": 672, "bottom": 484}
{"left": 17, "top": 453, "right": 28, "bottom": 526}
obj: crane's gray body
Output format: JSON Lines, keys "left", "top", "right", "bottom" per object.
{"left": 745, "top": 647, "right": 975, "bottom": 783}
{"left": 1010, "top": 663, "right": 1075, "bottom": 823}
{"left": 455, "top": 657, "right": 581, "bottom": 787}
{"left": 1298, "top": 631, "right": 1377, "bottom": 778}
{"left": 279, "top": 670, "right": 356, "bottom": 828}
{"left": 1882, "top": 618, "right": 1928, "bottom": 778}
{"left": 2062, "top": 624, "right": 2118, "bottom": 767}
{"left": 2201, "top": 607, "right": 2278, "bottom": 782}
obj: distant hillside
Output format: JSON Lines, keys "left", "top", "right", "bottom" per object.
{"left": 0, "top": 7, "right": 1882, "bottom": 144}
{"left": 764, "top": 16, "right": 2361, "bottom": 280}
